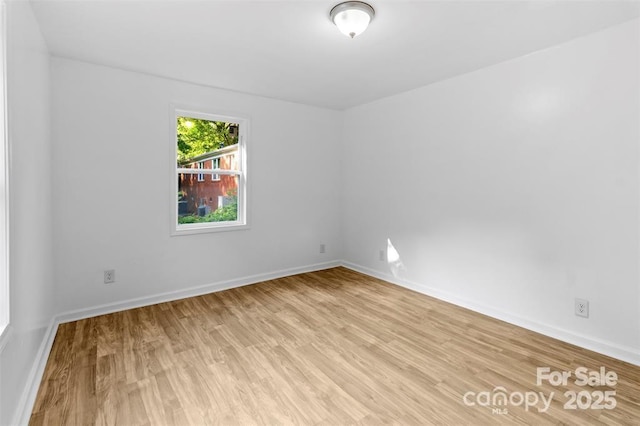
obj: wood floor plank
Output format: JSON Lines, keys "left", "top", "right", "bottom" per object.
{"left": 30, "top": 267, "right": 640, "bottom": 424}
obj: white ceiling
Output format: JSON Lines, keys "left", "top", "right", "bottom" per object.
{"left": 30, "top": 0, "right": 640, "bottom": 110}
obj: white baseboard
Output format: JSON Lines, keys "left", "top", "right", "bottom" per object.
{"left": 13, "top": 320, "right": 58, "bottom": 426}
{"left": 56, "top": 260, "right": 341, "bottom": 324}
{"left": 341, "top": 261, "right": 640, "bottom": 367}
{"left": 14, "top": 260, "right": 340, "bottom": 425}
{"left": 0, "top": 324, "right": 12, "bottom": 354}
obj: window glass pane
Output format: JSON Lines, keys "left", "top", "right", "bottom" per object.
{"left": 177, "top": 116, "right": 239, "bottom": 167}
{"left": 178, "top": 174, "right": 239, "bottom": 224}
{"left": 175, "top": 112, "right": 244, "bottom": 232}
{"left": 211, "top": 158, "right": 220, "bottom": 181}
{"left": 197, "top": 162, "right": 205, "bottom": 182}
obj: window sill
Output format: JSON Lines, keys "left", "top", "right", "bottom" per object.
{"left": 172, "top": 222, "right": 250, "bottom": 236}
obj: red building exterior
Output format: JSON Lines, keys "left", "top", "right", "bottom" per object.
{"left": 178, "top": 144, "right": 238, "bottom": 216}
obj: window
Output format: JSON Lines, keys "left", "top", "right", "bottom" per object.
{"left": 211, "top": 157, "right": 220, "bottom": 181}
{"left": 173, "top": 108, "right": 248, "bottom": 235}
{"left": 0, "top": 2, "right": 8, "bottom": 342}
{"left": 197, "top": 161, "right": 205, "bottom": 182}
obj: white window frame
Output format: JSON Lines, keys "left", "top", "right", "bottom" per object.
{"left": 197, "top": 161, "right": 205, "bottom": 182}
{"left": 211, "top": 157, "right": 220, "bottom": 181}
{"left": 0, "top": 1, "right": 10, "bottom": 347}
{"left": 171, "top": 107, "right": 249, "bottom": 235}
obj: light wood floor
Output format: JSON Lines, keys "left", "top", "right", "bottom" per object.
{"left": 31, "top": 267, "right": 640, "bottom": 425}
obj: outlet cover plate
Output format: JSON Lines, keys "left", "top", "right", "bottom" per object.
{"left": 575, "top": 298, "right": 589, "bottom": 318}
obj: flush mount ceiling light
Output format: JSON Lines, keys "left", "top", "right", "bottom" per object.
{"left": 330, "top": 1, "right": 375, "bottom": 39}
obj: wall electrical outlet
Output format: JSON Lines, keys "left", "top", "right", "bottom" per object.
{"left": 379, "top": 249, "right": 385, "bottom": 261}
{"left": 104, "top": 269, "right": 115, "bottom": 284}
{"left": 575, "top": 298, "right": 589, "bottom": 318}
{"left": 319, "top": 244, "right": 326, "bottom": 254}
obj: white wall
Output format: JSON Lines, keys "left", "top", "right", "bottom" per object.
{"left": 0, "top": 0, "right": 54, "bottom": 424}
{"left": 50, "top": 58, "right": 343, "bottom": 315}
{"left": 343, "top": 19, "right": 640, "bottom": 360}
